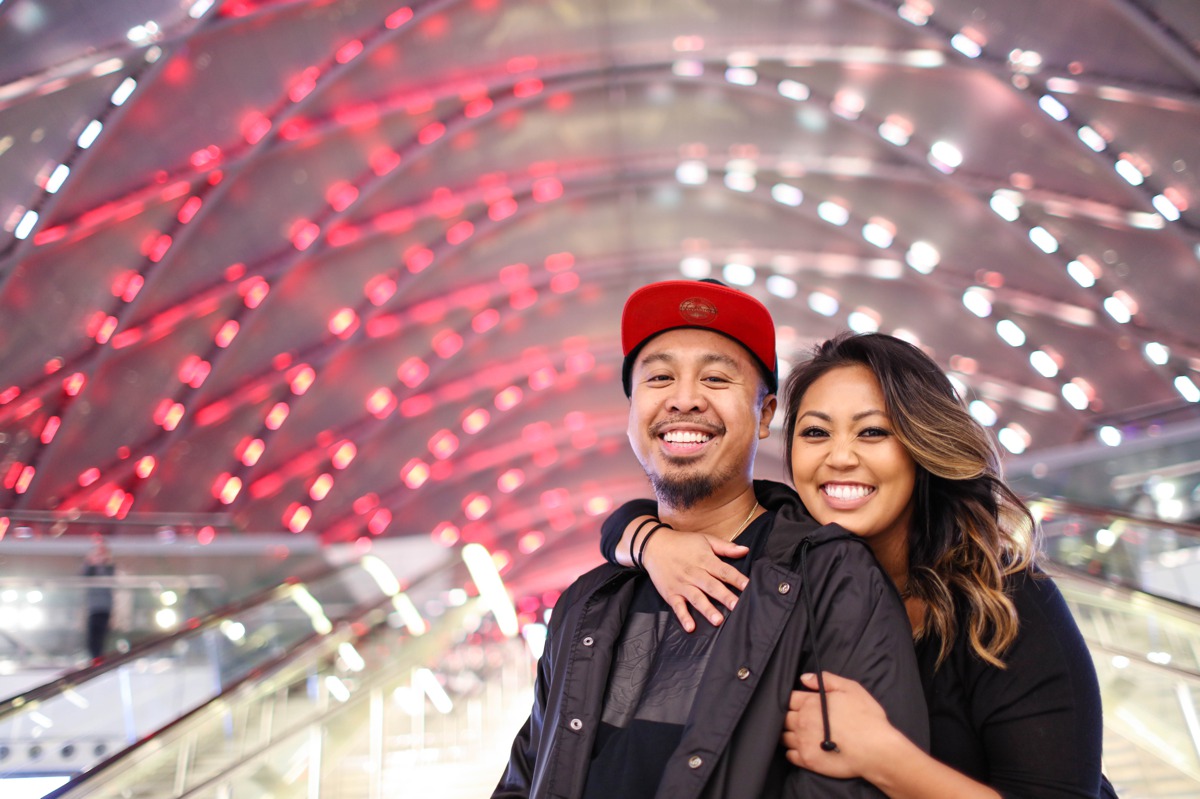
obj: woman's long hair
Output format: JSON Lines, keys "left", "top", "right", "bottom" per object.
{"left": 782, "top": 332, "right": 1039, "bottom": 668}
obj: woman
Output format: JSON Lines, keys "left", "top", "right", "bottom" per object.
{"left": 601, "top": 332, "right": 1112, "bottom": 798}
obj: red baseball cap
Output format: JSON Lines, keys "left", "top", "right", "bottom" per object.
{"left": 621, "top": 279, "right": 777, "bottom": 396}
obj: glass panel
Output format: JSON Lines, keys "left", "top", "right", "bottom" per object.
{"left": 1034, "top": 497, "right": 1200, "bottom": 607}
{"left": 0, "top": 558, "right": 394, "bottom": 784}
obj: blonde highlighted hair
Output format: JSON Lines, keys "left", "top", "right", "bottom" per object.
{"left": 782, "top": 332, "right": 1040, "bottom": 668}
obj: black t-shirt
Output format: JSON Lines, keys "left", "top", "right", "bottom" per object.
{"left": 581, "top": 512, "right": 773, "bottom": 799}
{"left": 916, "top": 570, "right": 1106, "bottom": 798}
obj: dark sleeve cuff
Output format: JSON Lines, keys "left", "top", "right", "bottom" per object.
{"left": 599, "top": 498, "right": 658, "bottom": 564}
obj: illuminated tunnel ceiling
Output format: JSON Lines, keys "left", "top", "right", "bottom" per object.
{"left": 1, "top": 0, "right": 1199, "bottom": 594}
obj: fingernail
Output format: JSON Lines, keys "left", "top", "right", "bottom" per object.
{"left": 801, "top": 673, "right": 815, "bottom": 681}
{"left": 710, "top": 614, "right": 722, "bottom": 625}
{"left": 729, "top": 598, "right": 738, "bottom": 609}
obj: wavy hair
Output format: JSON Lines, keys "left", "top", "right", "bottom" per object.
{"left": 782, "top": 332, "right": 1039, "bottom": 668}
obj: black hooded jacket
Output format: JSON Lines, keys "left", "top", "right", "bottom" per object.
{"left": 493, "top": 480, "right": 928, "bottom": 798}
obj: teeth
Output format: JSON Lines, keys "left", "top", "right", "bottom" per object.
{"left": 663, "top": 430, "right": 712, "bottom": 444}
{"left": 823, "top": 484, "right": 873, "bottom": 500}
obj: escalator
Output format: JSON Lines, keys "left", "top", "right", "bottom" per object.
{"left": 1036, "top": 498, "right": 1200, "bottom": 797}
{"left": 0, "top": 555, "right": 451, "bottom": 796}
{"left": 8, "top": 499, "right": 1200, "bottom": 798}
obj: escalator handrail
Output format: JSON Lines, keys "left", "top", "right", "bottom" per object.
{"left": 44, "top": 592, "right": 399, "bottom": 799}
{"left": 1049, "top": 560, "right": 1200, "bottom": 623}
{"left": 1033, "top": 495, "right": 1200, "bottom": 538}
{"left": 0, "top": 558, "right": 355, "bottom": 717}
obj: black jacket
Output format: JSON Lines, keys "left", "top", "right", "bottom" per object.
{"left": 494, "top": 485, "right": 929, "bottom": 798}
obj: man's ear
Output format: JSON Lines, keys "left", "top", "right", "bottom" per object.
{"left": 759, "top": 394, "right": 777, "bottom": 440}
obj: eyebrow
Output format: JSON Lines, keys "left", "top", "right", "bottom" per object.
{"left": 638, "top": 351, "right": 744, "bottom": 371}
{"left": 798, "top": 409, "right": 887, "bottom": 422}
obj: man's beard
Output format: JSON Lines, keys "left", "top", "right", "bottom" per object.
{"left": 647, "top": 461, "right": 735, "bottom": 510}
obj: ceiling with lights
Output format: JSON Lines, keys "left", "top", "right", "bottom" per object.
{"left": 1, "top": 0, "right": 1198, "bottom": 595}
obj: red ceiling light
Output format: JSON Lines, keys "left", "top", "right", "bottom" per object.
{"left": 214, "top": 474, "right": 242, "bottom": 505}
{"left": 462, "top": 408, "right": 490, "bottom": 434}
{"left": 14, "top": 466, "right": 35, "bottom": 495}
{"left": 265, "top": 402, "right": 290, "bottom": 430}
{"left": 78, "top": 467, "right": 101, "bottom": 487}
{"left": 494, "top": 385, "right": 523, "bottom": 411}
{"left": 513, "top": 78, "right": 544, "bottom": 98}
{"left": 40, "top": 416, "right": 61, "bottom": 444}
{"left": 432, "top": 329, "right": 463, "bottom": 358}
{"left": 497, "top": 468, "right": 524, "bottom": 493}
{"left": 62, "top": 373, "right": 86, "bottom": 396}
{"left": 401, "top": 458, "right": 430, "bottom": 489}
{"left": 488, "top": 197, "right": 517, "bottom": 221}
{"left": 177, "top": 196, "right": 203, "bottom": 224}
{"left": 385, "top": 7, "right": 413, "bottom": 28}
{"left": 309, "top": 473, "right": 334, "bottom": 501}
{"left": 432, "top": 522, "right": 459, "bottom": 547}
{"left": 365, "top": 275, "right": 397, "bottom": 306}
{"left": 400, "top": 395, "right": 433, "bottom": 417}
{"left": 335, "top": 39, "right": 364, "bottom": 64}
{"left": 404, "top": 246, "right": 434, "bottom": 274}
{"left": 446, "top": 220, "right": 474, "bottom": 245}
{"left": 331, "top": 441, "right": 357, "bottom": 469}
{"left": 240, "top": 437, "right": 265, "bottom": 466}
{"left": 289, "top": 366, "right": 316, "bottom": 395}
{"left": 529, "top": 366, "right": 556, "bottom": 391}
{"left": 463, "top": 493, "right": 491, "bottom": 520}
{"left": 366, "top": 387, "right": 397, "bottom": 418}
{"left": 428, "top": 429, "right": 459, "bottom": 460}
{"left": 215, "top": 320, "right": 239, "bottom": 348}
{"left": 531, "top": 177, "right": 563, "bottom": 202}
{"left": 550, "top": 272, "right": 580, "bottom": 293}
{"left": 518, "top": 530, "right": 545, "bottom": 554}
{"left": 368, "top": 508, "right": 391, "bottom": 535}
{"left": 397, "top": 357, "right": 430, "bottom": 388}
{"left": 285, "top": 503, "right": 312, "bottom": 533}
{"left": 328, "top": 308, "right": 359, "bottom": 338}
{"left": 465, "top": 97, "right": 493, "bottom": 118}
{"left": 418, "top": 122, "right": 446, "bottom": 145}
{"left": 135, "top": 456, "right": 156, "bottom": 479}
{"left": 240, "top": 277, "right": 270, "bottom": 308}
{"left": 472, "top": 308, "right": 500, "bottom": 333}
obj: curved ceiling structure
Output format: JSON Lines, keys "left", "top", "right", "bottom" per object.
{"left": 1, "top": 0, "right": 1198, "bottom": 596}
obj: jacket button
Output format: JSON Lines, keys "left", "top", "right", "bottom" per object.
{"left": 569, "top": 718, "right": 583, "bottom": 731}
{"left": 688, "top": 755, "right": 702, "bottom": 769}
{"left": 737, "top": 667, "right": 750, "bottom": 680}
{"left": 778, "top": 582, "right": 791, "bottom": 595}
{"left": 582, "top": 636, "right": 594, "bottom": 647}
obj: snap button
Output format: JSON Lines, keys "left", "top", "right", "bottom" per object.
{"left": 778, "top": 582, "right": 791, "bottom": 595}
{"left": 737, "top": 667, "right": 750, "bottom": 680}
{"left": 687, "top": 755, "right": 702, "bottom": 769}
{"left": 569, "top": 718, "right": 583, "bottom": 731}
{"left": 582, "top": 636, "right": 594, "bottom": 647}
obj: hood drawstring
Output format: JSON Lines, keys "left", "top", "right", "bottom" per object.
{"left": 796, "top": 538, "right": 839, "bottom": 753}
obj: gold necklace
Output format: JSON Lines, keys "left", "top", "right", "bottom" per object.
{"left": 729, "top": 502, "right": 760, "bottom": 542}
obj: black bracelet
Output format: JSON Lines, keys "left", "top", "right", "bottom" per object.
{"left": 636, "top": 523, "right": 671, "bottom": 569}
{"left": 628, "top": 517, "right": 659, "bottom": 567}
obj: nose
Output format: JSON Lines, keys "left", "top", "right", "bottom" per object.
{"left": 825, "top": 435, "right": 859, "bottom": 469}
{"left": 666, "top": 377, "right": 708, "bottom": 413}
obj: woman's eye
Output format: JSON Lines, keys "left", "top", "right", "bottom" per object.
{"left": 860, "top": 427, "right": 891, "bottom": 438}
{"left": 798, "top": 426, "right": 828, "bottom": 438}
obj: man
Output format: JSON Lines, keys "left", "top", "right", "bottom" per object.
{"left": 82, "top": 532, "right": 115, "bottom": 661}
{"left": 494, "top": 279, "right": 927, "bottom": 798}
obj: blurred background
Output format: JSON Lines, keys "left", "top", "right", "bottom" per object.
{"left": 1, "top": 0, "right": 1199, "bottom": 796}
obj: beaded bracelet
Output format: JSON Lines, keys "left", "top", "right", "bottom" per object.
{"left": 627, "top": 517, "right": 659, "bottom": 568}
{"left": 635, "top": 522, "right": 671, "bottom": 569}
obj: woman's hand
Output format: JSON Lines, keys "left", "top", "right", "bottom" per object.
{"left": 783, "top": 673, "right": 1004, "bottom": 799}
{"left": 781, "top": 672, "right": 907, "bottom": 781}
{"left": 641, "top": 527, "right": 749, "bottom": 632}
